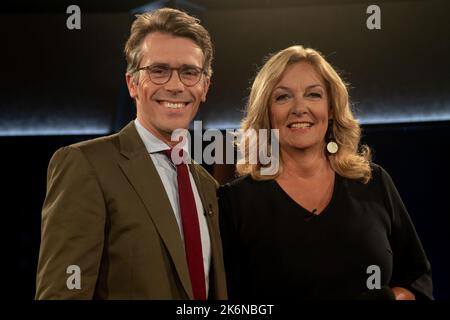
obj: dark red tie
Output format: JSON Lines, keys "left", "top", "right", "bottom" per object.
{"left": 164, "top": 148, "right": 206, "bottom": 300}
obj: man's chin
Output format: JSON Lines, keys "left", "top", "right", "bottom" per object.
{"left": 166, "top": 123, "right": 190, "bottom": 132}
{"left": 161, "top": 124, "right": 189, "bottom": 140}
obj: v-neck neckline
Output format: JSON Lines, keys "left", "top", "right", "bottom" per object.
{"left": 272, "top": 172, "right": 341, "bottom": 222}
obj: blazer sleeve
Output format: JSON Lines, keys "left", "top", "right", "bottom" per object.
{"left": 378, "top": 166, "right": 433, "bottom": 300}
{"left": 35, "top": 146, "right": 106, "bottom": 299}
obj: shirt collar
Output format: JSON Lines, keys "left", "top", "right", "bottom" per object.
{"left": 134, "top": 119, "right": 190, "bottom": 156}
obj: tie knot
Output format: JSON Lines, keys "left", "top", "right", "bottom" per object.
{"left": 163, "top": 148, "right": 187, "bottom": 165}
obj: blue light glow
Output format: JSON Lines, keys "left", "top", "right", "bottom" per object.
{"left": 0, "top": 126, "right": 109, "bottom": 137}
{"left": 1, "top": 110, "right": 449, "bottom": 136}
{"left": 203, "top": 112, "right": 450, "bottom": 130}
{"left": 357, "top": 112, "right": 450, "bottom": 125}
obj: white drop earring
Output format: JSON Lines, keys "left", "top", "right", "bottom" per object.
{"left": 327, "top": 140, "right": 339, "bottom": 154}
{"left": 326, "top": 120, "right": 339, "bottom": 154}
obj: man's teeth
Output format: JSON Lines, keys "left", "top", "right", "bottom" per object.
{"left": 163, "top": 102, "right": 186, "bottom": 109}
{"left": 290, "top": 122, "right": 312, "bottom": 128}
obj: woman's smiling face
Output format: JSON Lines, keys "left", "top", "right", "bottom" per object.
{"left": 269, "top": 61, "right": 330, "bottom": 153}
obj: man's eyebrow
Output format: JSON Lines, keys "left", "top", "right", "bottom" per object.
{"left": 181, "top": 64, "right": 202, "bottom": 68}
{"left": 148, "top": 63, "right": 201, "bottom": 68}
{"left": 147, "top": 62, "right": 169, "bottom": 67}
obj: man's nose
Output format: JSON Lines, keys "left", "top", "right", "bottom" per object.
{"left": 164, "top": 69, "right": 185, "bottom": 93}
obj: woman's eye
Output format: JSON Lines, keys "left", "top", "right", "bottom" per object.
{"left": 307, "top": 92, "right": 322, "bottom": 98}
{"left": 275, "top": 94, "right": 290, "bottom": 102}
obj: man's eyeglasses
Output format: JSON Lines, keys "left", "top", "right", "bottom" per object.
{"left": 137, "top": 64, "right": 206, "bottom": 87}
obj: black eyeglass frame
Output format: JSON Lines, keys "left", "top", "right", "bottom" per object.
{"left": 137, "top": 64, "right": 207, "bottom": 87}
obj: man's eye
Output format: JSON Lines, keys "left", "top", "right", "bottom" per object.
{"left": 182, "top": 69, "right": 200, "bottom": 76}
{"left": 150, "top": 67, "right": 168, "bottom": 75}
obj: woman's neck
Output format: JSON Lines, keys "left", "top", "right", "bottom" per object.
{"left": 279, "top": 145, "right": 331, "bottom": 180}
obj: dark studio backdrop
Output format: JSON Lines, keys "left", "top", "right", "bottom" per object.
{"left": 1, "top": 0, "right": 449, "bottom": 300}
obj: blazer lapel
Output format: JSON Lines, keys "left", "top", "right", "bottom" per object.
{"left": 117, "top": 122, "right": 194, "bottom": 299}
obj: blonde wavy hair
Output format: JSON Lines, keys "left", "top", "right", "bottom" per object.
{"left": 237, "top": 45, "right": 372, "bottom": 183}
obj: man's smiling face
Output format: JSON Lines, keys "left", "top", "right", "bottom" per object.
{"left": 126, "top": 32, "right": 210, "bottom": 144}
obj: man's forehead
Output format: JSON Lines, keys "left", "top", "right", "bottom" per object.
{"left": 140, "top": 32, "right": 204, "bottom": 66}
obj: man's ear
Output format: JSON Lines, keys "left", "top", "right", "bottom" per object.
{"left": 201, "top": 77, "right": 211, "bottom": 102}
{"left": 126, "top": 73, "right": 138, "bottom": 99}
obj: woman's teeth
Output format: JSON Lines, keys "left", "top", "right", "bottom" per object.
{"left": 289, "top": 122, "right": 312, "bottom": 128}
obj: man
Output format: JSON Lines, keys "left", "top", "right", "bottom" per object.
{"left": 35, "top": 8, "right": 227, "bottom": 299}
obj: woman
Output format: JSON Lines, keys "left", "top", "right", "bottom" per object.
{"left": 218, "top": 45, "right": 432, "bottom": 300}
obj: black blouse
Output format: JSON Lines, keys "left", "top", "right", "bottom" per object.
{"left": 218, "top": 164, "right": 433, "bottom": 300}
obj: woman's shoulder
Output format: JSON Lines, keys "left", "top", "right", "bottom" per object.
{"left": 219, "top": 174, "right": 274, "bottom": 196}
{"left": 338, "top": 162, "right": 391, "bottom": 194}
{"left": 369, "top": 162, "right": 383, "bottom": 180}
{"left": 218, "top": 175, "right": 279, "bottom": 216}
{"left": 222, "top": 174, "right": 272, "bottom": 188}
{"left": 340, "top": 163, "right": 399, "bottom": 203}
{"left": 368, "top": 163, "right": 394, "bottom": 186}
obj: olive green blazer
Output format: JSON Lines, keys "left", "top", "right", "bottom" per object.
{"left": 35, "top": 122, "right": 227, "bottom": 299}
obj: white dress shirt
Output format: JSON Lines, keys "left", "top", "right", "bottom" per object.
{"left": 134, "top": 119, "right": 211, "bottom": 294}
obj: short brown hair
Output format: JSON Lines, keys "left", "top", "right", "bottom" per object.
{"left": 124, "top": 8, "right": 213, "bottom": 82}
